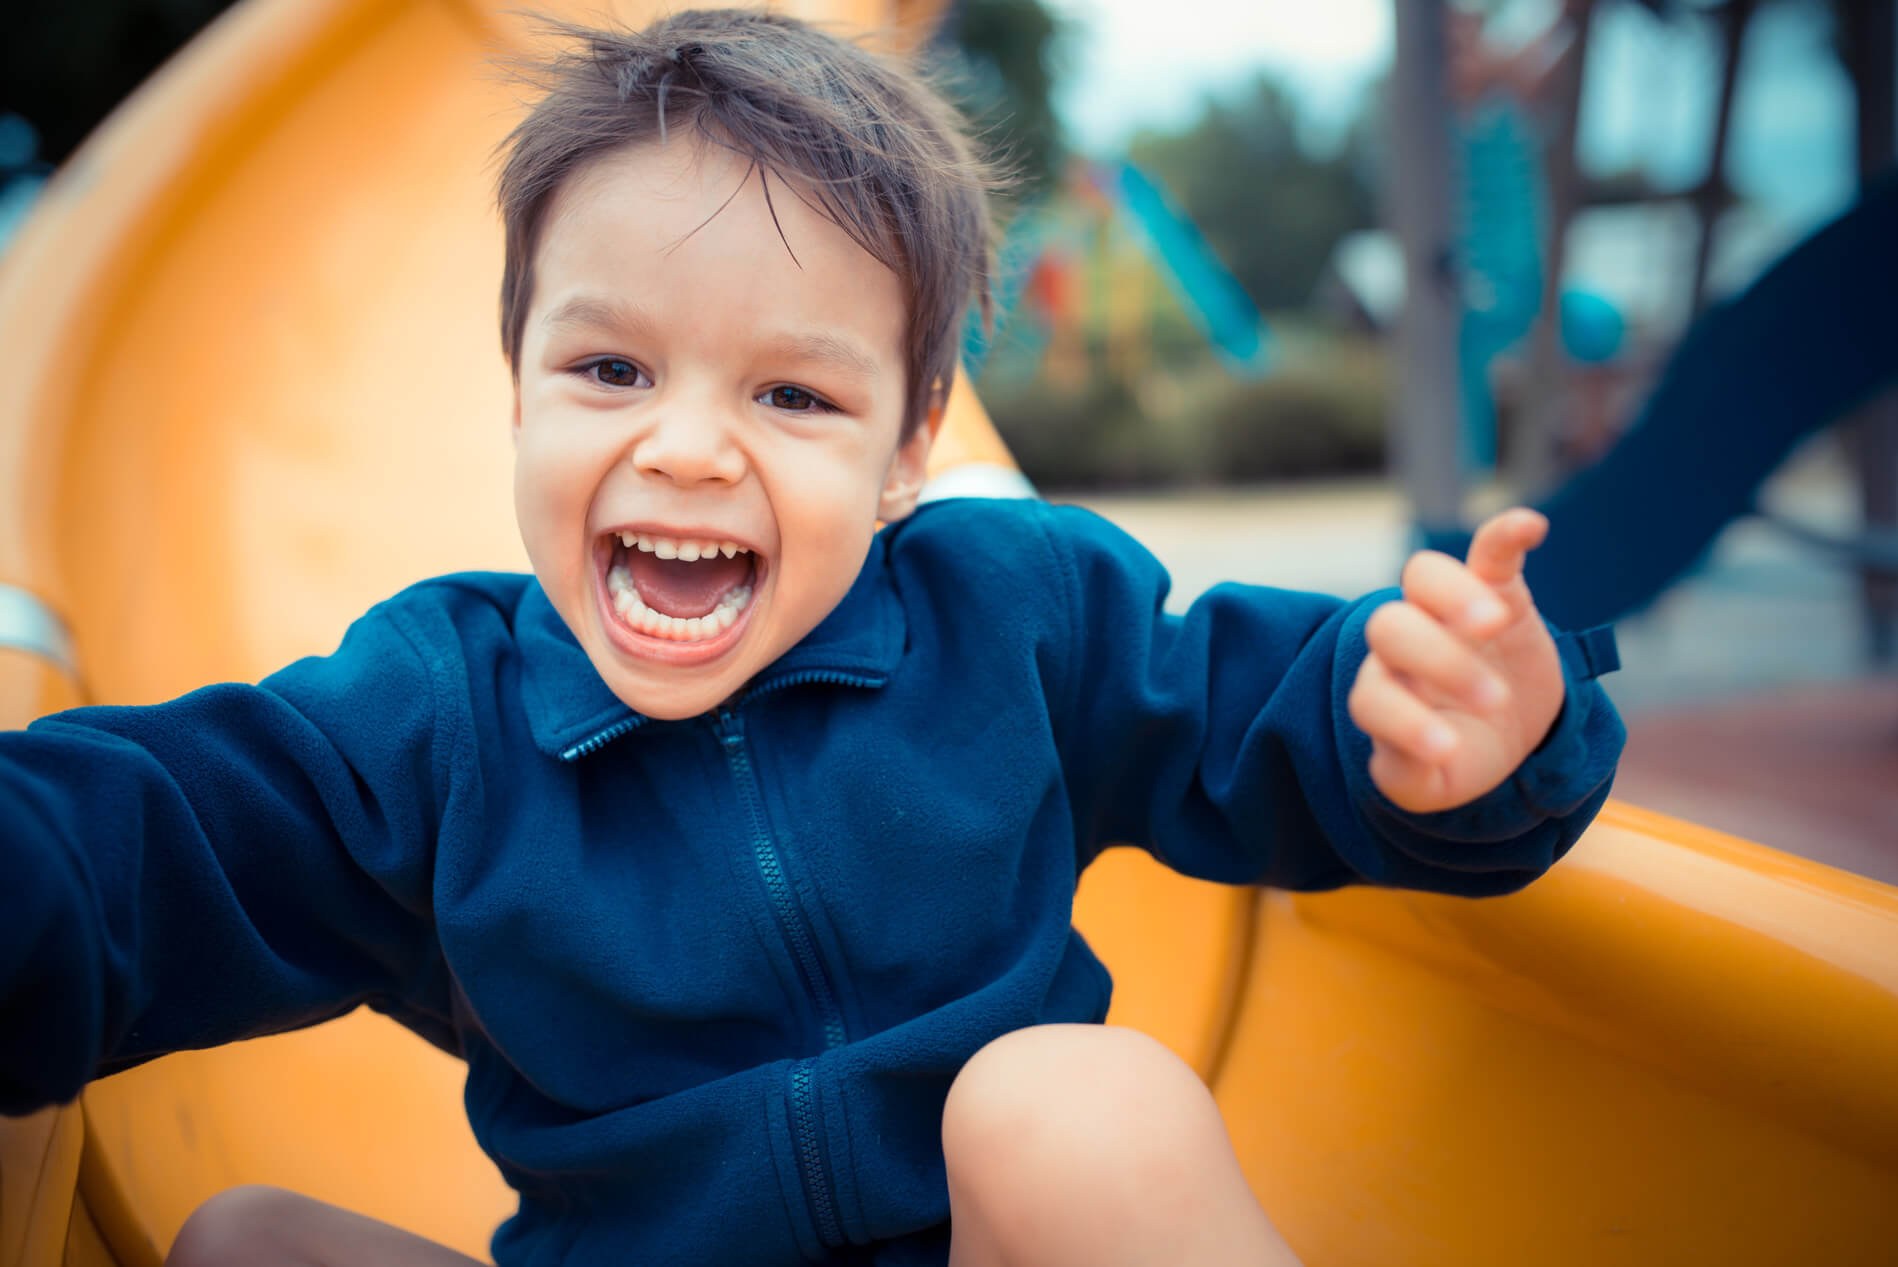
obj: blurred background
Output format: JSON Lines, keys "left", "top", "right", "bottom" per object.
{"left": 2, "top": 0, "right": 1893, "bottom": 878}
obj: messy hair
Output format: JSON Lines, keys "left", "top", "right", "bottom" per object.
{"left": 496, "top": 8, "right": 1001, "bottom": 437}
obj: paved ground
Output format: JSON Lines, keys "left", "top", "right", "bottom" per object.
{"left": 1066, "top": 437, "right": 1898, "bottom": 885}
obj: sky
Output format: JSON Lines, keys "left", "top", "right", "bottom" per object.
{"left": 1041, "top": 0, "right": 1865, "bottom": 230}
{"left": 1042, "top": 0, "right": 1393, "bottom": 151}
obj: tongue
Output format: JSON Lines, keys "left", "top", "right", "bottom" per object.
{"left": 625, "top": 550, "right": 752, "bottom": 618}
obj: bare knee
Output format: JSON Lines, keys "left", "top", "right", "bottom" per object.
{"left": 943, "top": 1025, "right": 1299, "bottom": 1266}
{"left": 167, "top": 1185, "right": 314, "bottom": 1267}
{"left": 943, "top": 1024, "right": 1228, "bottom": 1208}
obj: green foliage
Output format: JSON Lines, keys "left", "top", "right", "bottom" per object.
{"left": 986, "top": 335, "right": 1390, "bottom": 491}
{"left": 1200, "top": 343, "right": 1388, "bottom": 483}
{"left": 982, "top": 364, "right": 1168, "bottom": 489}
{"left": 932, "top": 0, "right": 1069, "bottom": 197}
{"left": 951, "top": 24, "right": 1391, "bottom": 489}
{"left": 1128, "top": 78, "right": 1379, "bottom": 311}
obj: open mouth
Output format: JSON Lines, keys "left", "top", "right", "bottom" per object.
{"left": 599, "top": 529, "right": 762, "bottom": 647}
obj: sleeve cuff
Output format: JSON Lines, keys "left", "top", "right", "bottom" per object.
{"left": 1349, "top": 619, "right": 1627, "bottom": 854}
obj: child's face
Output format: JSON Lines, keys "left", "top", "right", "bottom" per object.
{"left": 512, "top": 135, "right": 932, "bottom": 720}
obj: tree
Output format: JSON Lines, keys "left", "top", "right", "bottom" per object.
{"left": 931, "top": 0, "right": 1070, "bottom": 197}
{"left": 1129, "top": 77, "right": 1379, "bottom": 311}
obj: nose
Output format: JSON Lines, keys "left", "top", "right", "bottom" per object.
{"left": 629, "top": 399, "right": 746, "bottom": 488}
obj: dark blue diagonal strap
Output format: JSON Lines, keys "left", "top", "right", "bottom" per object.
{"left": 1554, "top": 624, "right": 1620, "bottom": 681}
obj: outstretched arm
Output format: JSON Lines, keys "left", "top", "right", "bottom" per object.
{"left": 1044, "top": 502, "right": 1622, "bottom": 895}
{"left": 0, "top": 605, "right": 453, "bottom": 1113}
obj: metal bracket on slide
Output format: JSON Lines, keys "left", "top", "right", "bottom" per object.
{"left": 0, "top": 583, "right": 79, "bottom": 681}
{"left": 918, "top": 463, "right": 1039, "bottom": 503}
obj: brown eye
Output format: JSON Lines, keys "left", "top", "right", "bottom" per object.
{"left": 592, "top": 359, "right": 642, "bottom": 387}
{"left": 766, "top": 385, "right": 817, "bottom": 410}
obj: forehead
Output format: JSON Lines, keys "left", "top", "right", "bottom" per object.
{"left": 531, "top": 137, "right": 907, "bottom": 362}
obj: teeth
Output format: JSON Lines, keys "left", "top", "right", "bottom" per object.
{"left": 604, "top": 566, "right": 756, "bottom": 644}
{"left": 613, "top": 531, "right": 750, "bottom": 558}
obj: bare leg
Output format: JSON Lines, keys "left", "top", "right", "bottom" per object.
{"left": 942, "top": 1024, "right": 1304, "bottom": 1267}
{"left": 165, "top": 1185, "right": 490, "bottom": 1267}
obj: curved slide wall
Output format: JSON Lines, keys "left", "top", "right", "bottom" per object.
{"left": 0, "top": 2, "right": 1895, "bottom": 1264}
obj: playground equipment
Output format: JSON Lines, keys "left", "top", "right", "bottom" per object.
{"left": 1397, "top": 0, "right": 1898, "bottom": 654}
{"left": 976, "top": 159, "right": 1270, "bottom": 385}
{"left": 1, "top": 1, "right": 1895, "bottom": 1264}
{"left": 1425, "top": 170, "right": 1898, "bottom": 638}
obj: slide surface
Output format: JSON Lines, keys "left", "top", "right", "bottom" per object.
{"left": 0, "top": 2, "right": 1895, "bottom": 1264}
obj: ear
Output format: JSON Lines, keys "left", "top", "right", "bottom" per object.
{"left": 876, "top": 403, "right": 942, "bottom": 523}
{"left": 508, "top": 377, "right": 523, "bottom": 447}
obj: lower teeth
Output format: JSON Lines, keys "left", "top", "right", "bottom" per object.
{"left": 606, "top": 566, "right": 753, "bottom": 642}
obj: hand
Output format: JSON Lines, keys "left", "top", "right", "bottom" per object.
{"left": 1347, "top": 508, "right": 1564, "bottom": 814}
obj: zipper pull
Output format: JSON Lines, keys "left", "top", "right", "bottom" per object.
{"left": 712, "top": 704, "right": 743, "bottom": 745}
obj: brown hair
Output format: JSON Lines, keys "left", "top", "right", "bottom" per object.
{"left": 495, "top": 8, "right": 1000, "bottom": 436}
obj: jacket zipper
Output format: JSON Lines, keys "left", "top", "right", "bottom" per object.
{"left": 556, "top": 669, "right": 881, "bottom": 763}
{"left": 562, "top": 671, "right": 882, "bottom": 1248}
{"left": 744, "top": 667, "right": 884, "bottom": 703}
{"left": 788, "top": 1058, "right": 841, "bottom": 1248}
{"left": 715, "top": 688, "right": 875, "bottom": 1251}
{"left": 557, "top": 715, "right": 651, "bottom": 762}
{"left": 714, "top": 705, "right": 848, "bottom": 1050}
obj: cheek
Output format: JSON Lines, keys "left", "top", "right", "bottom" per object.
{"left": 511, "top": 435, "right": 556, "bottom": 545}
{"left": 512, "top": 425, "right": 594, "bottom": 571}
{"left": 782, "top": 444, "right": 888, "bottom": 543}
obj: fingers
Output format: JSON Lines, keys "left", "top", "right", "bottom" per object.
{"left": 1358, "top": 508, "right": 1552, "bottom": 804}
{"left": 1463, "top": 507, "right": 1548, "bottom": 590}
{"left": 1347, "top": 650, "right": 1458, "bottom": 764}
{"left": 1365, "top": 600, "right": 1508, "bottom": 713}
{"left": 1367, "top": 741, "right": 1445, "bottom": 809}
{"left": 1400, "top": 549, "right": 1511, "bottom": 641}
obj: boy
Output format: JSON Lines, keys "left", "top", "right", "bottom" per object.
{"left": 0, "top": 9, "right": 1624, "bottom": 1266}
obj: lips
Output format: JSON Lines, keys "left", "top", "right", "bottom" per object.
{"left": 592, "top": 527, "right": 767, "bottom": 667}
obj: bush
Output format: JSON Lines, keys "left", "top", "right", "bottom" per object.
{"left": 986, "top": 372, "right": 1192, "bottom": 490}
{"left": 1200, "top": 341, "right": 1388, "bottom": 482}
{"left": 982, "top": 335, "right": 1389, "bottom": 491}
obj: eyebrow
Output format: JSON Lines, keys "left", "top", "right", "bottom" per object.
{"left": 541, "top": 295, "right": 660, "bottom": 338}
{"left": 543, "top": 294, "right": 884, "bottom": 384}
{"left": 761, "top": 332, "right": 883, "bottom": 383}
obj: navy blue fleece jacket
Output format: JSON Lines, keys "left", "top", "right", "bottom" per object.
{"left": 0, "top": 498, "right": 1623, "bottom": 1266}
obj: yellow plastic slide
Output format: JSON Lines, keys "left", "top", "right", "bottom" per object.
{"left": 1, "top": 1, "right": 1895, "bottom": 1264}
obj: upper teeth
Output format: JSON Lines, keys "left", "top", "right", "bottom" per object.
{"left": 618, "top": 532, "right": 747, "bottom": 560}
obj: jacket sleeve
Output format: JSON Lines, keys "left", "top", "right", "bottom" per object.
{"left": 1036, "top": 503, "right": 1625, "bottom": 895}
{"left": 0, "top": 603, "right": 455, "bottom": 1114}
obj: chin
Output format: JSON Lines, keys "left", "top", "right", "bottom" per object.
{"left": 589, "top": 645, "right": 745, "bottom": 721}
{"left": 614, "top": 677, "right": 730, "bottom": 721}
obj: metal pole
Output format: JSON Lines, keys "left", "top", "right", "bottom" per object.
{"left": 1389, "top": 0, "right": 1464, "bottom": 534}
{"left": 1840, "top": 0, "right": 1898, "bottom": 661}
{"left": 1688, "top": 0, "right": 1756, "bottom": 318}
{"left": 1509, "top": 0, "right": 1596, "bottom": 498}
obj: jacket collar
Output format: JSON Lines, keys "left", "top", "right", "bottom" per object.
{"left": 516, "top": 536, "right": 904, "bottom": 759}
